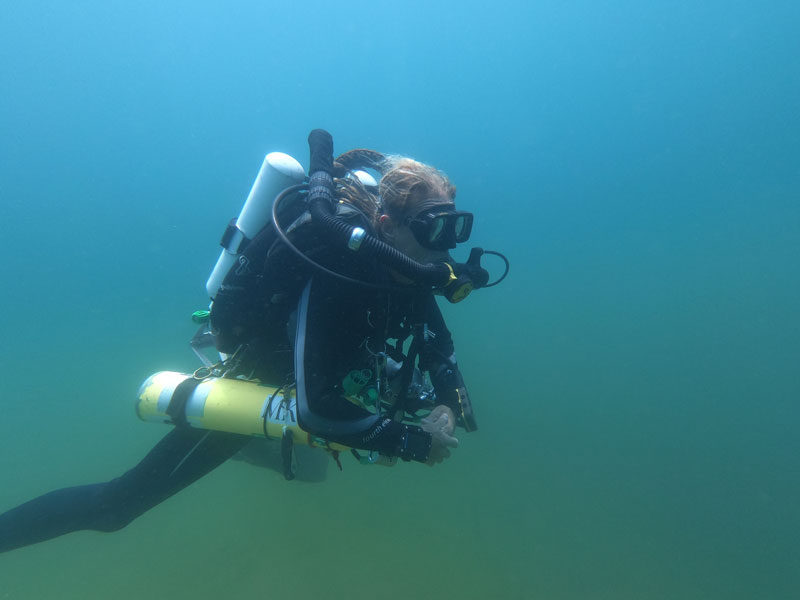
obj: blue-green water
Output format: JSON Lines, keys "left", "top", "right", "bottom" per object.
{"left": 1, "top": 1, "right": 798, "bottom": 598}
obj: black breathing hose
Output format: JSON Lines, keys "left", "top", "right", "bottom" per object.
{"left": 271, "top": 184, "right": 395, "bottom": 290}
{"left": 270, "top": 129, "right": 509, "bottom": 298}
{"left": 304, "top": 129, "right": 453, "bottom": 288}
{"left": 271, "top": 185, "right": 453, "bottom": 292}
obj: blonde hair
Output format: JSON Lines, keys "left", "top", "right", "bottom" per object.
{"left": 336, "top": 175, "right": 380, "bottom": 224}
{"left": 378, "top": 156, "right": 456, "bottom": 222}
{"left": 334, "top": 151, "right": 456, "bottom": 229}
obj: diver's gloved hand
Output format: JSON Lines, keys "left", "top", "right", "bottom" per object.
{"left": 421, "top": 405, "right": 459, "bottom": 466}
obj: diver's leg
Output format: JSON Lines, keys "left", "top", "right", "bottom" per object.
{"left": 0, "top": 427, "right": 250, "bottom": 553}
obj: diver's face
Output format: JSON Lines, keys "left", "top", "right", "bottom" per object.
{"left": 383, "top": 198, "right": 454, "bottom": 264}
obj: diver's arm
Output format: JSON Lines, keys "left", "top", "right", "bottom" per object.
{"left": 420, "top": 296, "right": 478, "bottom": 432}
{"left": 301, "top": 391, "right": 433, "bottom": 462}
{"left": 294, "top": 276, "right": 433, "bottom": 463}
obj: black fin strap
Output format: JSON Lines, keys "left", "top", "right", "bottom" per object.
{"left": 166, "top": 377, "right": 203, "bottom": 428}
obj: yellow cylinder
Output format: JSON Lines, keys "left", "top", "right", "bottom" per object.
{"left": 136, "top": 371, "right": 349, "bottom": 451}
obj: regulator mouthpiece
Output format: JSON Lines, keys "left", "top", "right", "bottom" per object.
{"left": 438, "top": 248, "right": 492, "bottom": 303}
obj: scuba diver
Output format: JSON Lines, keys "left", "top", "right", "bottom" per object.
{"left": 0, "top": 130, "right": 508, "bottom": 553}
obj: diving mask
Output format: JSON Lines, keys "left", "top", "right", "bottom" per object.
{"left": 405, "top": 208, "right": 474, "bottom": 251}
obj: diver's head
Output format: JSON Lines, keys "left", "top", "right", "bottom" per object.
{"left": 375, "top": 157, "right": 472, "bottom": 263}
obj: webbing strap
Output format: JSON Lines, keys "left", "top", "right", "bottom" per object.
{"left": 166, "top": 377, "right": 203, "bottom": 428}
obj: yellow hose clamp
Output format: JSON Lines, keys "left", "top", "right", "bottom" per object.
{"left": 444, "top": 262, "right": 458, "bottom": 283}
{"left": 442, "top": 262, "right": 473, "bottom": 303}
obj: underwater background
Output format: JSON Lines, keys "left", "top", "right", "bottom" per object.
{"left": 1, "top": 1, "right": 798, "bottom": 598}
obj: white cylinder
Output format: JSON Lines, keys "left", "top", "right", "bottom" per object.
{"left": 351, "top": 169, "right": 378, "bottom": 189}
{"left": 206, "top": 152, "right": 305, "bottom": 299}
